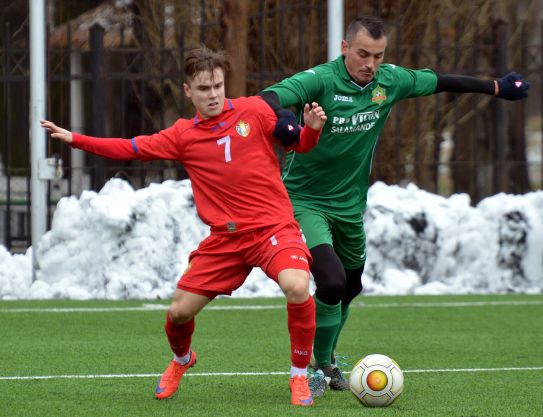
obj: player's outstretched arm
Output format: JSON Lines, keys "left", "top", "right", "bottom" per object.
{"left": 41, "top": 119, "right": 139, "bottom": 160}
{"left": 302, "top": 102, "right": 327, "bottom": 131}
{"left": 435, "top": 72, "right": 530, "bottom": 101}
{"left": 40, "top": 120, "right": 73, "bottom": 143}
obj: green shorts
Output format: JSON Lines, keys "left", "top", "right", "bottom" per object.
{"left": 292, "top": 203, "right": 366, "bottom": 269}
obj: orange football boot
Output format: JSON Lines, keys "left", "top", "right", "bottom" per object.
{"left": 155, "top": 351, "right": 197, "bottom": 399}
{"left": 289, "top": 375, "right": 314, "bottom": 406}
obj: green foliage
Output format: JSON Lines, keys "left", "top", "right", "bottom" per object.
{"left": 0, "top": 294, "right": 542, "bottom": 416}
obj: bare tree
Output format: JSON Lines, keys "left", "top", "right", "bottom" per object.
{"left": 222, "top": 0, "right": 249, "bottom": 97}
{"left": 70, "top": 0, "right": 538, "bottom": 198}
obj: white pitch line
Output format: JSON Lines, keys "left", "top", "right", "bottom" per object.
{"left": 405, "top": 367, "right": 543, "bottom": 373}
{"left": 1, "top": 300, "right": 542, "bottom": 313}
{"left": 0, "top": 306, "right": 171, "bottom": 313}
{"left": 352, "top": 300, "right": 543, "bottom": 309}
{"left": 1, "top": 366, "right": 542, "bottom": 381}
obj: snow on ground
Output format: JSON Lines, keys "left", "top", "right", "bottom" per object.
{"left": 0, "top": 179, "right": 541, "bottom": 300}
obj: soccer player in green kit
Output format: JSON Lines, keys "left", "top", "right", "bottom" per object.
{"left": 260, "top": 15, "right": 530, "bottom": 395}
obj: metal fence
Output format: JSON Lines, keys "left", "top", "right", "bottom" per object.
{"left": 1, "top": 2, "right": 542, "bottom": 251}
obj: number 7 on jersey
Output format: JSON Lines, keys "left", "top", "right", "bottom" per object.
{"left": 217, "top": 135, "right": 232, "bottom": 162}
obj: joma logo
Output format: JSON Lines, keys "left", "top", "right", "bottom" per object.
{"left": 334, "top": 94, "right": 353, "bottom": 102}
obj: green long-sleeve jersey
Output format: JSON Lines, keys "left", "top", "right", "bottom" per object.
{"left": 265, "top": 56, "right": 438, "bottom": 215}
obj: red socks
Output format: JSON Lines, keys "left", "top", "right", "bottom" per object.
{"left": 164, "top": 310, "right": 195, "bottom": 357}
{"left": 164, "top": 298, "right": 315, "bottom": 368}
{"left": 287, "top": 297, "right": 316, "bottom": 368}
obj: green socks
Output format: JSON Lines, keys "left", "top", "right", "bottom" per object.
{"left": 313, "top": 298, "right": 352, "bottom": 366}
{"left": 313, "top": 297, "right": 342, "bottom": 367}
{"left": 332, "top": 303, "right": 350, "bottom": 355}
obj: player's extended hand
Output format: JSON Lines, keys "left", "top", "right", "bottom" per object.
{"left": 273, "top": 110, "right": 302, "bottom": 147}
{"left": 496, "top": 72, "right": 530, "bottom": 101}
{"left": 40, "top": 120, "right": 73, "bottom": 143}
{"left": 303, "top": 102, "right": 327, "bottom": 131}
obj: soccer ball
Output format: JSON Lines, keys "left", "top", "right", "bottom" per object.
{"left": 349, "top": 354, "right": 404, "bottom": 407}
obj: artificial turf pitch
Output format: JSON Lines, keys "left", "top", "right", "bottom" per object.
{"left": 1, "top": 294, "right": 542, "bottom": 417}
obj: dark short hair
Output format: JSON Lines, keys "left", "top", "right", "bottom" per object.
{"left": 345, "top": 16, "right": 386, "bottom": 42}
{"left": 184, "top": 46, "right": 230, "bottom": 83}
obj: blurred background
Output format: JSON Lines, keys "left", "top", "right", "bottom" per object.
{"left": 1, "top": 0, "right": 542, "bottom": 252}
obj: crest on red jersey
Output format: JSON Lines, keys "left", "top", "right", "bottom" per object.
{"left": 236, "top": 120, "right": 250, "bottom": 137}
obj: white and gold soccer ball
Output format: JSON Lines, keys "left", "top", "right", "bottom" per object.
{"left": 349, "top": 353, "right": 404, "bottom": 407}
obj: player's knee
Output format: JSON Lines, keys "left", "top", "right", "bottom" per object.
{"left": 314, "top": 268, "right": 346, "bottom": 301}
{"left": 330, "top": 278, "right": 348, "bottom": 297}
{"left": 278, "top": 269, "right": 310, "bottom": 303}
{"left": 315, "top": 280, "right": 346, "bottom": 304}
{"left": 342, "top": 281, "right": 363, "bottom": 305}
{"left": 351, "top": 279, "right": 363, "bottom": 296}
{"left": 169, "top": 302, "right": 196, "bottom": 324}
{"left": 342, "top": 264, "right": 365, "bottom": 305}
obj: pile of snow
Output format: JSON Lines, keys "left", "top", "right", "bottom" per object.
{"left": 364, "top": 182, "right": 543, "bottom": 295}
{"left": 0, "top": 179, "right": 541, "bottom": 300}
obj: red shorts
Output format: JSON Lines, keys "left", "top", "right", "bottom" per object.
{"left": 177, "top": 222, "right": 312, "bottom": 299}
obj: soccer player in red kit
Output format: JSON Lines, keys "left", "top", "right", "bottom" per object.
{"left": 41, "top": 46, "right": 327, "bottom": 406}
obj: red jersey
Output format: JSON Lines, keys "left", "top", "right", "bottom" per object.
{"left": 71, "top": 96, "right": 320, "bottom": 233}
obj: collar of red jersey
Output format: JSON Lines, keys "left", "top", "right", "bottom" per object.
{"left": 193, "top": 99, "right": 234, "bottom": 124}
